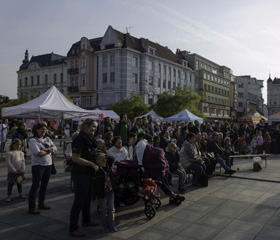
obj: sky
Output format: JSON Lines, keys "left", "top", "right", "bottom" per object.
{"left": 1, "top": 0, "right": 280, "bottom": 103}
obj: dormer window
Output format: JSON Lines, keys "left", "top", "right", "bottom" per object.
{"left": 145, "top": 46, "right": 156, "bottom": 55}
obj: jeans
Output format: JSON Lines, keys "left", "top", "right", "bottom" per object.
{"left": 69, "top": 174, "right": 92, "bottom": 232}
{"left": 155, "top": 176, "right": 172, "bottom": 196}
{"left": 187, "top": 163, "right": 206, "bottom": 184}
{"left": 99, "top": 192, "right": 115, "bottom": 227}
{"left": 28, "top": 165, "right": 52, "bottom": 209}
{"left": 172, "top": 166, "right": 187, "bottom": 189}
{"left": 216, "top": 156, "right": 230, "bottom": 172}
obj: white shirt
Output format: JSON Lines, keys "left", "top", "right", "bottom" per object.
{"left": 29, "top": 137, "right": 57, "bottom": 166}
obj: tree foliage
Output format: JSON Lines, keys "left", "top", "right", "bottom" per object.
{"left": 107, "top": 93, "right": 149, "bottom": 121}
{"left": 153, "top": 87, "right": 204, "bottom": 118}
{"left": 0, "top": 94, "right": 28, "bottom": 118}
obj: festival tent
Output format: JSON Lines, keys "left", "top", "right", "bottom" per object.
{"left": 268, "top": 112, "right": 280, "bottom": 124}
{"left": 134, "top": 110, "right": 165, "bottom": 122}
{"left": 1, "top": 86, "right": 98, "bottom": 119}
{"left": 237, "top": 112, "right": 267, "bottom": 123}
{"left": 165, "top": 109, "right": 204, "bottom": 123}
{"left": 72, "top": 108, "right": 120, "bottom": 121}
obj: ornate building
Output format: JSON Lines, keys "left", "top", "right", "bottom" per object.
{"left": 17, "top": 50, "right": 67, "bottom": 100}
{"left": 267, "top": 75, "right": 280, "bottom": 115}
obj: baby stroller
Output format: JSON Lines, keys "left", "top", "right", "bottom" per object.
{"left": 114, "top": 160, "right": 161, "bottom": 219}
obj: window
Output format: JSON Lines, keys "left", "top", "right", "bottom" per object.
{"left": 148, "top": 98, "right": 153, "bottom": 104}
{"left": 37, "top": 76, "right": 40, "bottom": 85}
{"left": 102, "top": 73, "right": 107, "bottom": 83}
{"left": 81, "top": 96, "right": 92, "bottom": 108}
{"left": 168, "top": 67, "right": 171, "bottom": 80}
{"left": 204, "top": 84, "right": 207, "bottom": 90}
{"left": 201, "top": 63, "right": 204, "bottom": 69}
{"left": 195, "top": 60, "right": 199, "bottom": 70}
{"left": 132, "top": 73, "right": 137, "bottom": 83}
{"left": 168, "top": 81, "right": 171, "bottom": 89}
{"left": 53, "top": 74, "right": 57, "bottom": 84}
{"left": 148, "top": 60, "right": 153, "bottom": 71}
{"left": 82, "top": 44, "right": 86, "bottom": 50}
{"left": 157, "top": 78, "right": 161, "bottom": 87}
{"left": 132, "top": 57, "right": 138, "bottom": 67}
{"left": 75, "top": 61, "right": 79, "bottom": 68}
{"left": 71, "top": 61, "right": 74, "bottom": 68}
{"left": 71, "top": 77, "right": 74, "bottom": 86}
{"left": 31, "top": 76, "right": 34, "bottom": 86}
{"left": 60, "top": 73, "right": 63, "bottom": 83}
{"left": 81, "top": 74, "right": 86, "bottom": 86}
{"left": 163, "top": 66, "right": 166, "bottom": 79}
{"left": 75, "top": 76, "right": 78, "bottom": 86}
{"left": 211, "top": 86, "right": 214, "bottom": 92}
{"left": 110, "top": 72, "right": 115, "bottom": 82}
{"left": 238, "top": 102, "right": 243, "bottom": 107}
{"left": 149, "top": 76, "right": 153, "bottom": 86}
{"left": 19, "top": 79, "right": 22, "bottom": 87}
{"left": 45, "top": 75, "right": 48, "bottom": 84}
{"left": 163, "top": 80, "right": 166, "bottom": 88}
{"left": 110, "top": 55, "right": 115, "bottom": 66}
{"left": 103, "top": 56, "right": 107, "bottom": 67}
{"left": 82, "top": 57, "right": 86, "bottom": 68}
{"left": 215, "top": 87, "right": 217, "bottom": 93}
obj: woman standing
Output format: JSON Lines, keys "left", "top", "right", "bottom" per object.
{"left": 0, "top": 118, "right": 9, "bottom": 152}
{"left": 69, "top": 119, "right": 100, "bottom": 237}
{"left": 28, "top": 123, "right": 57, "bottom": 214}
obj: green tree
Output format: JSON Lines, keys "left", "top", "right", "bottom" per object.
{"left": 153, "top": 87, "right": 204, "bottom": 118}
{"left": 107, "top": 93, "right": 149, "bottom": 121}
{"left": 0, "top": 94, "right": 28, "bottom": 118}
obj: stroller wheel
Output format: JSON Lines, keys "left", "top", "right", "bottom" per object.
{"left": 145, "top": 205, "right": 156, "bottom": 219}
{"left": 154, "top": 198, "right": 161, "bottom": 210}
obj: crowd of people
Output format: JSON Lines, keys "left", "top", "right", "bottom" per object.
{"left": 2, "top": 114, "right": 280, "bottom": 237}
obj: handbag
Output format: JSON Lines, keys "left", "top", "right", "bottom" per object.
{"left": 51, "top": 161, "right": 57, "bottom": 175}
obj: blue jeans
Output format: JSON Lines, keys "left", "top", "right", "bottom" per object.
{"left": 28, "top": 165, "right": 52, "bottom": 209}
{"left": 69, "top": 174, "right": 92, "bottom": 232}
{"left": 98, "top": 192, "right": 115, "bottom": 227}
{"left": 187, "top": 163, "right": 206, "bottom": 184}
{"left": 216, "top": 156, "right": 230, "bottom": 172}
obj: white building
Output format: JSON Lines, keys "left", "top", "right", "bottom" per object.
{"left": 17, "top": 50, "right": 67, "bottom": 100}
{"left": 267, "top": 76, "right": 280, "bottom": 115}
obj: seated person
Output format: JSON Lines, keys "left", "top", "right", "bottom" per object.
{"left": 107, "top": 136, "right": 129, "bottom": 169}
{"left": 135, "top": 134, "right": 185, "bottom": 206}
{"left": 208, "top": 132, "right": 236, "bottom": 175}
{"left": 165, "top": 142, "right": 187, "bottom": 193}
{"left": 180, "top": 132, "right": 206, "bottom": 186}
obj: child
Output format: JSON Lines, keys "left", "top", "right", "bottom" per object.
{"left": 264, "top": 132, "right": 271, "bottom": 154}
{"left": 250, "top": 135, "right": 257, "bottom": 154}
{"left": 5, "top": 139, "right": 26, "bottom": 202}
{"left": 92, "top": 152, "right": 117, "bottom": 233}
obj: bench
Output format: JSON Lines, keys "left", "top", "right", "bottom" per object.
{"left": 229, "top": 154, "right": 271, "bottom": 168}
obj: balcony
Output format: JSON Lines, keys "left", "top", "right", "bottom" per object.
{"left": 67, "top": 86, "right": 79, "bottom": 92}
{"left": 68, "top": 68, "right": 79, "bottom": 74}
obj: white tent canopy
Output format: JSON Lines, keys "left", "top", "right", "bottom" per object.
{"left": 165, "top": 109, "right": 204, "bottom": 123}
{"left": 134, "top": 110, "right": 165, "bottom": 122}
{"left": 268, "top": 111, "right": 280, "bottom": 125}
{"left": 72, "top": 109, "right": 120, "bottom": 121}
{"left": 2, "top": 86, "right": 98, "bottom": 119}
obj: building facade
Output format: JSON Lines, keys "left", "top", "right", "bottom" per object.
{"left": 66, "top": 37, "right": 101, "bottom": 107}
{"left": 236, "top": 75, "right": 264, "bottom": 118}
{"left": 17, "top": 50, "right": 67, "bottom": 100}
{"left": 95, "top": 26, "right": 195, "bottom": 108}
{"left": 180, "top": 52, "right": 233, "bottom": 121}
{"left": 267, "top": 76, "right": 280, "bottom": 115}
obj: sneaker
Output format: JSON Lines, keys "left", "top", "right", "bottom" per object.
{"left": 169, "top": 198, "right": 181, "bottom": 206}
{"left": 175, "top": 195, "right": 185, "bottom": 202}
{"left": 5, "top": 197, "right": 11, "bottom": 202}
{"left": 103, "top": 225, "right": 110, "bottom": 233}
{"left": 111, "top": 224, "right": 118, "bottom": 232}
{"left": 228, "top": 169, "right": 236, "bottom": 175}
